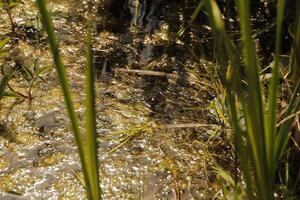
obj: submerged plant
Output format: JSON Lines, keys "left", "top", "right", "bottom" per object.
{"left": 36, "top": 0, "right": 101, "bottom": 199}
{"left": 204, "top": 0, "right": 300, "bottom": 199}
{"left": 0, "top": 56, "right": 52, "bottom": 100}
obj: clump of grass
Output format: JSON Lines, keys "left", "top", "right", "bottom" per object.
{"left": 204, "top": 0, "right": 300, "bottom": 199}
{"left": 36, "top": 0, "right": 101, "bottom": 199}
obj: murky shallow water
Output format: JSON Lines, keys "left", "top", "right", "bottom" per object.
{"left": 0, "top": 1, "right": 224, "bottom": 199}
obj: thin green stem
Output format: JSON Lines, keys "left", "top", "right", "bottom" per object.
{"left": 35, "top": 1, "right": 93, "bottom": 199}
{"left": 266, "top": 0, "right": 285, "bottom": 187}
{"left": 85, "top": 27, "right": 101, "bottom": 199}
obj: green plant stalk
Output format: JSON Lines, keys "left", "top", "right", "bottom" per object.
{"left": 226, "top": 89, "right": 255, "bottom": 199}
{"left": 205, "top": 0, "right": 300, "bottom": 199}
{"left": 35, "top": 0, "right": 93, "bottom": 199}
{"left": 85, "top": 27, "right": 101, "bottom": 199}
{"left": 275, "top": 0, "right": 300, "bottom": 166}
{"left": 204, "top": 1, "right": 254, "bottom": 198}
{"left": 190, "top": 1, "right": 205, "bottom": 24}
{"left": 266, "top": 0, "right": 285, "bottom": 182}
{"left": 235, "top": 0, "right": 271, "bottom": 199}
{"left": 203, "top": 0, "right": 228, "bottom": 85}
{"left": 177, "top": 1, "right": 205, "bottom": 38}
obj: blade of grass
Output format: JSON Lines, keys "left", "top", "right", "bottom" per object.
{"left": 85, "top": 26, "right": 101, "bottom": 199}
{"left": 204, "top": 0, "right": 227, "bottom": 72}
{"left": 204, "top": 1, "right": 254, "bottom": 198}
{"left": 177, "top": 1, "right": 205, "bottom": 38}
{"left": 190, "top": 1, "right": 205, "bottom": 23}
{"left": 205, "top": 0, "right": 299, "bottom": 199}
{"left": 275, "top": 0, "right": 300, "bottom": 165}
{"left": 266, "top": 0, "right": 285, "bottom": 181}
{"left": 35, "top": 1, "right": 93, "bottom": 199}
{"left": 0, "top": 38, "right": 9, "bottom": 49}
{"left": 235, "top": 0, "right": 271, "bottom": 199}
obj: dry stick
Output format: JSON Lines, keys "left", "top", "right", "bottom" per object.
{"left": 113, "top": 68, "right": 205, "bottom": 85}
{"left": 157, "top": 123, "right": 218, "bottom": 129}
{"left": 114, "top": 68, "right": 178, "bottom": 78}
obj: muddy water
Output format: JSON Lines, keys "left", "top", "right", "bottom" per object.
{"left": 0, "top": 1, "right": 222, "bottom": 199}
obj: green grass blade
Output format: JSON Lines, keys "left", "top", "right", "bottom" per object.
{"left": 190, "top": 1, "right": 205, "bottom": 23}
{"left": 276, "top": 0, "right": 300, "bottom": 168}
{"left": 35, "top": 0, "right": 93, "bottom": 199}
{"left": 0, "top": 38, "right": 9, "bottom": 50}
{"left": 85, "top": 26, "right": 101, "bottom": 200}
{"left": 227, "top": 90, "right": 255, "bottom": 199}
{"left": 204, "top": 0, "right": 227, "bottom": 67}
{"left": 236, "top": 0, "right": 270, "bottom": 199}
{"left": 177, "top": 2, "right": 205, "bottom": 38}
{"left": 205, "top": 0, "right": 298, "bottom": 199}
{"left": 204, "top": 1, "right": 254, "bottom": 198}
{"left": 266, "top": 0, "right": 285, "bottom": 177}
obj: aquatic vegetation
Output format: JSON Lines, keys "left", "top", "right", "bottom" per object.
{"left": 204, "top": 0, "right": 300, "bottom": 199}
{"left": 0, "top": 55, "right": 52, "bottom": 100}
{"left": 17, "top": 58, "right": 52, "bottom": 100}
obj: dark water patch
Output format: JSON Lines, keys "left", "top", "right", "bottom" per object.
{"left": 138, "top": 44, "right": 164, "bottom": 64}
{"left": 139, "top": 75, "right": 169, "bottom": 116}
{"left": 101, "top": 0, "right": 164, "bottom": 33}
{"left": 94, "top": 49, "right": 128, "bottom": 81}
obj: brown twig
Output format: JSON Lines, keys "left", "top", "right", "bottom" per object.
{"left": 114, "top": 68, "right": 178, "bottom": 78}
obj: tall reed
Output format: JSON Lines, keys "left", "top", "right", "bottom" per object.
{"left": 36, "top": 1, "right": 101, "bottom": 199}
{"left": 204, "top": 0, "right": 300, "bottom": 199}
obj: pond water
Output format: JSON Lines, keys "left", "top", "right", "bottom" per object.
{"left": 0, "top": 1, "right": 228, "bottom": 199}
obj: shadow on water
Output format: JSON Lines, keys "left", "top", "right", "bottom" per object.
{"left": 96, "top": 0, "right": 201, "bottom": 119}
